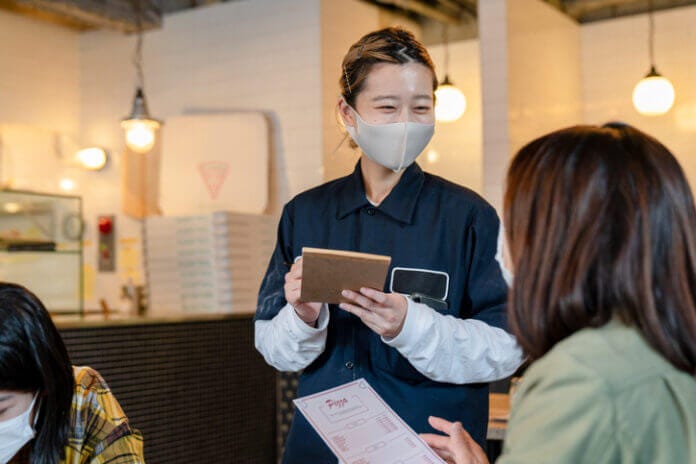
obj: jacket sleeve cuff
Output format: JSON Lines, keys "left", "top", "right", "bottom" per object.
{"left": 381, "top": 296, "right": 432, "bottom": 349}
{"left": 287, "top": 303, "right": 330, "bottom": 339}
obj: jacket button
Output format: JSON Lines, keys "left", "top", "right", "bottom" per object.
{"left": 345, "top": 361, "right": 354, "bottom": 369}
{"left": 366, "top": 208, "right": 376, "bottom": 216}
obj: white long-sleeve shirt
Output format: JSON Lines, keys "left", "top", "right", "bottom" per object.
{"left": 255, "top": 297, "right": 523, "bottom": 383}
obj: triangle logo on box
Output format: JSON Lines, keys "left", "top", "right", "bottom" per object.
{"left": 199, "top": 161, "right": 230, "bottom": 200}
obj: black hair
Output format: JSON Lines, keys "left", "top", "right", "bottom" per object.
{"left": 0, "top": 282, "right": 73, "bottom": 463}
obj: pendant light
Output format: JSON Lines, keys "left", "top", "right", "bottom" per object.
{"left": 121, "top": 0, "right": 161, "bottom": 153}
{"left": 632, "top": 1, "right": 675, "bottom": 116}
{"left": 435, "top": 26, "right": 466, "bottom": 123}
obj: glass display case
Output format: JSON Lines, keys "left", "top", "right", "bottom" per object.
{"left": 0, "top": 190, "right": 83, "bottom": 314}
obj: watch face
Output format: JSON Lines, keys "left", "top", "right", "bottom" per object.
{"left": 62, "top": 213, "right": 84, "bottom": 241}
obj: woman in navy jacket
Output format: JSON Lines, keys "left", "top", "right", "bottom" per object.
{"left": 255, "top": 27, "right": 523, "bottom": 463}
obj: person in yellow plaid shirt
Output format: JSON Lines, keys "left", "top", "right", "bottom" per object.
{"left": 0, "top": 283, "right": 144, "bottom": 464}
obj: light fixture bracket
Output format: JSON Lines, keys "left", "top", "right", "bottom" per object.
{"left": 440, "top": 74, "right": 454, "bottom": 86}
{"left": 123, "top": 87, "right": 161, "bottom": 124}
{"left": 644, "top": 66, "right": 662, "bottom": 78}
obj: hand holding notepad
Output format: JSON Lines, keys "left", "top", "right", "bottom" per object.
{"left": 300, "top": 247, "right": 392, "bottom": 304}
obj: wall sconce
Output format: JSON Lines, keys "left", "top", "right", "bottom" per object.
{"left": 632, "top": 1, "right": 675, "bottom": 116}
{"left": 122, "top": 0, "right": 162, "bottom": 153}
{"left": 435, "top": 26, "right": 466, "bottom": 123}
{"left": 58, "top": 146, "right": 108, "bottom": 192}
{"left": 75, "top": 147, "right": 109, "bottom": 171}
{"left": 55, "top": 135, "right": 109, "bottom": 171}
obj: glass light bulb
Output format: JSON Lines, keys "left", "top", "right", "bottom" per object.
{"left": 435, "top": 84, "right": 467, "bottom": 122}
{"left": 3, "top": 202, "right": 20, "bottom": 213}
{"left": 632, "top": 74, "right": 675, "bottom": 116}
{"left": 121, "top": 119, "right": 160, "bottom": 153}
{"left": 59, "top": 178, "right": 76, "bottom": 191}
{"left": 426, "top": 148, "right": 440, "bottom": 164}
{"left": 76, "top": 147, "right": 108, "bottom": 170}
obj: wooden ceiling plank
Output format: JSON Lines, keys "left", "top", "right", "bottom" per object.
{"left": 10, "top": 0, "right": 161, "bottom": 32}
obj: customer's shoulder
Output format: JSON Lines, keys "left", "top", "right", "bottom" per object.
{"left": 73, "top": 365, "right": 109, "bottom": 391}
{"left": 528, "top": 321, "right": 692, "bottom": 395}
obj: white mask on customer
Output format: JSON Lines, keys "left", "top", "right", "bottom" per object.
{"left": 495, "top": 224, "right": 514, "bottom": 287}
{"left": 0, "top": 396, "right": 37, "bottom": 464}
{"left": 345, "top": 105, "right": 434, "bottom": 173}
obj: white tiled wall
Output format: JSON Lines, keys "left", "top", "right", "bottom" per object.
{"left": 0, "top": 10, "right": 80, "bottom": 134}
{"left": 77, "top": 0, "right": 322, "bottom": 308}
{"left": 479, "top": 0, "right": 510, "bottom": 212}
{"left": 478, "top": 0, "right": 583, "bottom": 212}
{"left": 320, "top": 0, "right": 380, "bottom": 182}
{"left": 0, "top": 0, "right": 324, "bottom": 309}
{"left": 508, "top": 0, "right": 583, "bottom": 155}
{"left": 427, "top": 40, "right": 483, "bottom": 193}
{"left": 2, "top": 0, "right": 694, "bottom": 309}
{"left": 581, "top": 5, "right": 696, "bottom": 188}
{"left": 80, "top": 0, "right": 323, "bottom": 205}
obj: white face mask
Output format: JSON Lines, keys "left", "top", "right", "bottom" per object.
{"left": 495, "top": 224, "right": 514, "bottom": 287}
{"left": 0, "top": 396, "right": 37, "bottom": 464}
{"left": 345, "top": 105, "right": 434, "bottom": 173}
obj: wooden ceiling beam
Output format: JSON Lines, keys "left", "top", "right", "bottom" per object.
{"left": 1, "top": 0, "right": 161, "bottom": 32}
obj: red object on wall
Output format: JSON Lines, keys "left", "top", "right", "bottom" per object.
{"left": 98, "top": 216, "right": 113, "bottom": 235}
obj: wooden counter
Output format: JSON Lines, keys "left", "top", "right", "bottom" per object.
{"left": 488, "top": 392, "right": 510, "bottom": 441}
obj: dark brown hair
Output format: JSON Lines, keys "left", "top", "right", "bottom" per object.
{"left": 340, "top": 27, "right": 437, "bottom": 107}
{"left": 504, "top": 123, "right": 696, "bottom": 374}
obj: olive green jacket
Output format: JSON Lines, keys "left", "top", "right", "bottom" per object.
{"left": 499, "top": 320, "right": 696, "bottom": 463}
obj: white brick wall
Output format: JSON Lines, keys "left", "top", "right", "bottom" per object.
{"left": 479, "top": 0, "right": 510, "bottom": 212}
{"left": 478, "top": 0, "right": 583, "bottom": 212}
{"left": 0, "top": 9, "right": 80, "bottom": 133}
{"left": 80, "top": 0, "right": 322, "bottom": 204}
{"left": 320, "top": 0, "right": 381, "bottom": 182}
{"left": 581, "top": 5, "right": 696, "bottom": 188}
{"left": 508, "top": 0, "right": 583, "bottom": 155}
{"left": 76, "top": 0, "right": 323, "bottom": 308}
{"left": 427, "top": 40, "right": 483, "bottom": 193}
{"left": 2, "top": 0, "right": 694, "bottom": 309}
{"left": 0, "top": 0, "right": 324, "bottom": 309}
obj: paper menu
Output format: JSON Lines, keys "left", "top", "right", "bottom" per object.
{"left": 293, "top": 379, "right": 445, "bottom": 464}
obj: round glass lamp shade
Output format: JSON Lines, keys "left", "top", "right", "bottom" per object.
{"left": 632, "top": 70, "right": 675, "bottom": 116}
{"left": 76, "top": 147, "right": 108, "bottom": 170}
{"left": 121, "top": 119, "right": 160, "bottom": 153}
{"left": 435, "top": 83, "right": 467, "bottom": 122}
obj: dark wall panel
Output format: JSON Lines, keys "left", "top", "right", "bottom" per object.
{"left": 59, "top": 318, "right": 276, "bottom": 464}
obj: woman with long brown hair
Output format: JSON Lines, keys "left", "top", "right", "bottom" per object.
{"left": 422, "top": 123, "right": 696, "bottom": 463}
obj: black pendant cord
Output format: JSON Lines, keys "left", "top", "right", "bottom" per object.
{"left": 648, "top": 0, "right": 655, "bottom": 69}
{"left": 442, "top": 24, "right": 450, "bottom": 83}
{"left": 132, "top": 0, "right": 145, "bottom": 91}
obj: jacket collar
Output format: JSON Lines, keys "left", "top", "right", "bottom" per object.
{"left": 336, "top": 160, "right": 425, "bottom": 225}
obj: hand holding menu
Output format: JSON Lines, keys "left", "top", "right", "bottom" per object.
{"left": 294, "top": 379, "right": 445, "bottom": 464}
{"left": 300, "top": 247, "right": 391, "bottom": 304}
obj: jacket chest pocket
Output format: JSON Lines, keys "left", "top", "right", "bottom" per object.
{"left": 389, "top": 267, "right": 450, "bottom": 311}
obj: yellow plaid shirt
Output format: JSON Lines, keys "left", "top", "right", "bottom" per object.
{"left": 11, "top": 366, "right": 143, "bottom": 464}
{"left": 63, "top": 366, "right": 144, "bottom": 464}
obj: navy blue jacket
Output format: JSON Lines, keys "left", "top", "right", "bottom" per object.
{"left": 255, "top": 161, "right": 508, "bottom": 463}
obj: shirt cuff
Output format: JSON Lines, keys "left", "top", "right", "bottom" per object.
{"left": 381, "top": 296, "right": 431, "bottom": 349}
{"left": 287, "top": 303, "right": 329, "bottom": 338}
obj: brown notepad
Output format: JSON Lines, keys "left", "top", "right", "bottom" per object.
{"left": 300, "top": 247, "right": 392, "bottom": 304}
